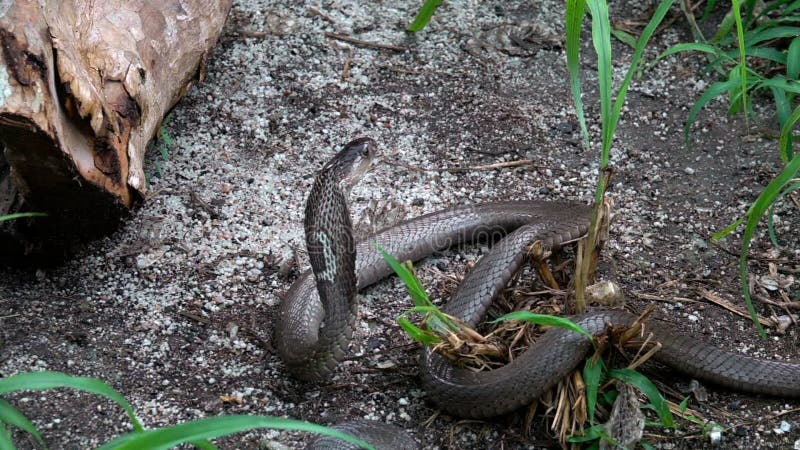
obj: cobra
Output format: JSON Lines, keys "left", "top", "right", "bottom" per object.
{"left": 275, "top": 138, "right": 800, "bottom": 449}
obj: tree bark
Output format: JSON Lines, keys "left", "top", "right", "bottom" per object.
{"left": 0, "top": 0, "right": 232, "bottom": 261}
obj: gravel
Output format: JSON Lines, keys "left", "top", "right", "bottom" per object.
{"left": 1, "top": 0, "right": 798, "bottom": 448}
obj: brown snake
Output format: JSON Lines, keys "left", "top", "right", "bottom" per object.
{"left": 274, "top": 138, "right": 800, "bottom": 449}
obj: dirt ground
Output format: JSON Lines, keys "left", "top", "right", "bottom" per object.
{"left": 2, "top": 0, "right": 799, "bottom": 449}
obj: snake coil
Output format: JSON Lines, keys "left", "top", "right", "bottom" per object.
{"left": 275, "top": 138, "right": 800, "bottom": 449}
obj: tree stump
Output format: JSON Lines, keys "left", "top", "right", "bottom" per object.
{"left": 0, "top": 0, "right": 232, "bottom": 262}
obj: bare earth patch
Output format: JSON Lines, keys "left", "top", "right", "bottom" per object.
{"left": 1, "top": 0, "right": 798, "bottom": 448}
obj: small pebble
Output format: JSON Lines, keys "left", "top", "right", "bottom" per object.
{"left": 774, "top": 421, "right": 791, "bottom": 434}
{"left": 709, "top": 425, "right": 724, "bottom": 445}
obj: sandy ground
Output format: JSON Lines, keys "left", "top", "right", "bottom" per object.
{"left": 1, "top": 0, "right": 799, "bottom": 448}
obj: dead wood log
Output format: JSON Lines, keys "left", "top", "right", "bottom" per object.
{"left": 0, "top": 0, "right": 232, "bottom": 261}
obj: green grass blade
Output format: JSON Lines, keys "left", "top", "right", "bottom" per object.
{"left": 779, "top": 104, "right": 800, "bottom": 161}
{"left": 0, "top": 423, "right": 15, "bottom": 450}
{"left": 610, "top": 28, "right": 637, "bottom": 48}
{"left": 712, "top": 215, "right": 745, "bottom": 240}
{"left": 703, "top": 51, "right": 743, "bottom": 71}
{"left": 685, "top": 79, "right": 740, "bottom": 147}
{"left": 722, "top": 46, "right": 787, "bottom": 65}
{"left": 407, "top": 0, "right": 442, "bottom": 32}
{"left": 609, "top": 0, "right": 674, "bottom": 149}
{"left": 727, "top": 75, "right": 745, "bottom": 114}
{"left": 759, "top": 76, "right": 800, "bottom": 96}
{"left": 159, "top": 127, "right": 173, "bottom": 148}
{"left": 191, "top": 441, "right": 218, "bottom": 450}
{"left": 753, "top": 0, "right": 795, "bottom": 23}
{"left": 744, "top": 0, "right": 758, "bottom": 25}
{"left": 399, "top": 305, "right": 454, "bottom": 335}
{"left": 375, "top": 245, "right": 430, "bottom": 307}
{"left": 746, "top": 26, "right": 800, "bottom": 46}
{"left": 566, "top": 0, "right": 589, "bottom": 148}
{"left": 770, "top": 86, "right": 791, "bottom": 162}
{"left": 397, "top": 317, "right": 441, "bottom": 345}
{"left": 600, "top": 390, "right": 618, "bottom": 407}
{"left": 700, "top": 0, "right": 717, "bottom": 22}
{"left": 767, "top": 202, "right": 780, "bottom": 248}
{"left": 731, "top": 0, "right": 748, "bottom": 125}
{"left": 788, "top": 37, "right": 800, "bottom": 80}
{"left": 586, "top": 0, "right": 613, "bottom": 163}
{"left": 567, "top": 423, "right": 605, "bottom": 442}
{"left": 0, "top": 213, "right": 47, "bottom": 222}
{"left": 609, "top": 369, "right": 674, "bottom": 428}
{"left": 493, "top": 311, "right": 595, "bottom": 343}
{"left": 96, "top": 416, "right": 375, "bottom": 450}
{"left": 0, "top": 371, "right": 143, "bottom": 433}
{"left": 583, "top": 358, "right": 605, "bottom": 424}
{"left": 712, "top": 8, "right": 736, "bottom": 42}
{"left": 786, "top": 0, "right": 800, "bottom": 16}
{"left": 0, "top": 400, "right": 45, "bottom": 448}
{"left": 657, "top": 42, "right": 721, "bottom": 60}
{"left": 377, "top": 244, "right": 458, "bottom": 334}
{"left": 739, "top": 152, "right": 800, "bottom": 336}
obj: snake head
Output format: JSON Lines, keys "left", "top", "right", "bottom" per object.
{"left": 323, "top": 137, "right": 377, "bottom": 191}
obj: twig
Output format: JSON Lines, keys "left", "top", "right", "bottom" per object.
{"left": 386, "top": 159, "right": 576, "bottom": 174}
{"left": 190, "top": 191, "right": 220, "bottom": 219}
{"left": 754, "top": 293, "right": 800, "bottom": 310}
{"left": 699, "top": 288, "right": 773, "bottom": 326}
{"left": 178, "top": 310, "right": 211, "bottom": 325}
{"left": 112, "top": 241, "right": 158, "bottom": 258}
{"left": 789, "top": 190, "right": 800, "bottom": 209}
{"left": 240, "top": 325, "right": 273, "bottom": 352}
{"left": 709, "top": 240, "right": 741, "bottom": 258}
{"left": 0, "top": 314, "right": 19, "bottom": 320}
{"left": 324, "top": 32, "right": 408, "bottom": 52}
{"left": 381, "top": 64, "right": 421, "bottom": 75}
{"left": 529, "top": 241, "right": 560, "bottom": 290}
{"left": 709, "top": 239, "right": 790, "bottom": 263}
{"left": 633, "top": 292, "right": 699, "bottom": 303}
{"left": 619, "top": 304, "right": 656, "bottom": 345}
{"left": 341, "top": 47, "right": 354, "bottom": 81}
{"left": 681, "top": 406, "right": 800, "bottom": 441}
{"left": 726, "top": 407, "right": 800, "bottom": 433}
{"left": 240, "top": 30, "right": 269, "bottom": 38}
{"left": 628, "top": 339, "right": 662, "bottom": 372}
{"left": 307, "top": 7, "right": 336, "bottom": 24}
{"left": 678, "top": 0, "right": 706, "bottom": 43}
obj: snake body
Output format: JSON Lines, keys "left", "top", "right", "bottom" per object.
{"left": 276, "top": 138, "right": 800, "bottom": 448}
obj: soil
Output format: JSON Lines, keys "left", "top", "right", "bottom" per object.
{"left": 1, "top": 0, "right": 799, "bottom": 449}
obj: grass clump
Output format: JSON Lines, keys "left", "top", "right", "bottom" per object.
{"left": 657, "top": 0, "right": 800, "bottom": 335}
{"left": 0, "top": 371, "right": 373, "bottom": 450}
{"left": 0, "top": 213, "right": 47, "bottom": 222}
{"left": 378, "top": 244, "right": 690, "bottom": 448}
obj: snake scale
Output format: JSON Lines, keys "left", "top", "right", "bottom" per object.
{"left": 274, "top": 138, "right": 800, "bottom": 449}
